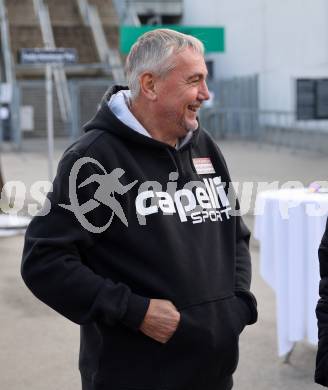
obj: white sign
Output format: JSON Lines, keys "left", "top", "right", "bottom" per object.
{"left": 0, "top": 83, "right": 13, "bottom": 103}
{"left": 20, "top": 106, "right": 34, "bottom": 131}
{"left": 20, "top": 48, "right": 78, "bottom": 64}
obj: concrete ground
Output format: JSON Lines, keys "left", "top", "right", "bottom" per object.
{"left": 0, "top": 138, "right": 327, "bottom": 390}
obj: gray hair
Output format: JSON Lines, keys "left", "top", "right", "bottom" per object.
{"left": 125, "top": 28, "right": 205, "bottom": 99}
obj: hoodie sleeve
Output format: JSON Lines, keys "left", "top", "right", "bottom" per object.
{"left": 21, "top": 150, "right": 150, "bottom": 330}
{"left": 211, "top": 138, "right": 258, "bottom": 325}
{"left": 234, "top": 214, "right": 258, "bottom": 325}
{"left": 315, "top": 219, "right": 328, "bottom": 386}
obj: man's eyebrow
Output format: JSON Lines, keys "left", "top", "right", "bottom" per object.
{"left": 187, "top": 72, "right": 208, "bottom": 80}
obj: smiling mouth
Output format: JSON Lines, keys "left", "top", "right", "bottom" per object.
{"left": 188, "top": 105, "right": 200, "bottom": 112}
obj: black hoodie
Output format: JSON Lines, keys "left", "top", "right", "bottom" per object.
{"left": 21, "top": 86, "right": 257, "bottom": 390}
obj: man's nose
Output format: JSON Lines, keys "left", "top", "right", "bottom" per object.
{"left": 199, "top": 80, "right": 210, "bottom": 101}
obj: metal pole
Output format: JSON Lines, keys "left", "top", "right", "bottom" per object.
{"left": 0, "top": 83, "right": 3, "bottom": 149}
{"left": 46, "top": 64, "right": 54, "bottom": 181}
{"left": 11, "top": 84, "right": 22, "bottom": 149}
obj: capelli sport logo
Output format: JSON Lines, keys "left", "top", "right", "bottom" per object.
{"left": 61, "top": 157, "right": 231, "bottom": 233}
{"left": 135, "top": 177, "right": 232, "bottom": 224}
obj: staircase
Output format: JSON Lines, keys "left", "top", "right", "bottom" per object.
{"left": 45, "top": 0, "right": 100, "bottom": 64}
{"left": 52, "top": 26, "right": 99, "bottom": 64}
{"left": 46, "top": 0, "right": 82, "bottom": 25}
{"left": 87, "top": 0, "right": 125, "bottom": 83}
{"left": 89, "top": 0, "right": 119, "bottom": 26}
{"left": 6, "top": 0, "right": 39, "bottom": 25}
{"left": 10, "top": 26, "right": 43, "bottom": 64}
{"left": 89, "top": 0, "right": 120, "bottom": 48}
{"left": 6, "top": 0, "right": 43, "bottom": 76}
{"left": 103, "top": 26, "right": 119, "bottom": 49}
{"left": 1, "top": 0, "right": 126, "bottom": 142}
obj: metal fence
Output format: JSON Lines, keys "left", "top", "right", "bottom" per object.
{"left": 201, "top": 74, "right": 328, "bottom": 153}
{"left": 12, "top": 75, "right": 260, "bottom": 145}
{"left": 200, "top": 106, "right": 328, "bottom": 153}
{"left": 207, "top": 75, "right": 259, "bottom": 112}
{"left": 17, "top": 78, "right": 114, "bottom": 142}
{"left": 2, "top": 76, "right": 328, "bottom": 154}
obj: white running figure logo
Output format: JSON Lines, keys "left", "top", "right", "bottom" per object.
{"left": 60, "top": 157, "right": 138, "bottom": 233}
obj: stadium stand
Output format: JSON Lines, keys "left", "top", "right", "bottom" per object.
{"left": 0, "top": 0, "right": 182, "bottom": 140}
{"left": 90, "top": 0, "right": 119, "bottom": 49}
{"left": 46, "top": 0, "right": 100, "bottom": 64}
{"left": 6, "top": 0, "right": 43, "bottom": 72}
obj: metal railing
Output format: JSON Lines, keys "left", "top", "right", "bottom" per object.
{"left": 33, "top": 0, "right": 72, "bottom": 123}
{"left": 76, "top": 0, "right": 90, "bottom": 25}
{"left": 7, "top": 76, "right": 328, "bottom": 155}
{"left": 200, "top": 106, "right": 328, "bottom": 153}
{"left": 82, "top": 2, "right": 126, "bottom": 84}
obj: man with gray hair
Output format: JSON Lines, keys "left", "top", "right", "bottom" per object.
{"left": 21, "top": 29, "right": 257, "bottom": 390}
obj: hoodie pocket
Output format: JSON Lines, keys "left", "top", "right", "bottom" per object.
{"left": 159, "top": 295, "right": 248, "bottom": 390}
{"left": 94, "top": 322, "right": 163, "bottom": 388}
{"left": 93, "top": 295, "right": 248, "bottom": 389}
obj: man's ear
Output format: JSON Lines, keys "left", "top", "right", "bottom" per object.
{"left": 139, "top": 72, "right": 158, "bottom": 101}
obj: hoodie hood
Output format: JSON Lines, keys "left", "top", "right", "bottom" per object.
{"left": 107, "top": 89, "right": 152, "bottom": 139}
{"left": 83, "top": 85, "right": 199, "bottom": 151}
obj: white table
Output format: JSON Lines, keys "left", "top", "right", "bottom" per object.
{"left": 254, "top": 188, "right": 328, "bottom": 357}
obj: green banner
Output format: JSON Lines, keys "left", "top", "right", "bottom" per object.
{"left": 120, "top": 25, "right": 225, "bottom": 54}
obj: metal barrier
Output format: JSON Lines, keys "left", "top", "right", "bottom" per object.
{"left": 17, "top": 78, "right": 114, "bottom": 140}
{"left": 200, "top": 107, "right": 259, "bottom": 140}
{"left": 200, "top": 106, "right": 328, "bottom": 153}
{"left": 4, "top": 77, "right": 328, "bottom": 155}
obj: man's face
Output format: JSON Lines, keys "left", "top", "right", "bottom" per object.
{"left": 154, "top": 48, "right": 210, "bottom": 141}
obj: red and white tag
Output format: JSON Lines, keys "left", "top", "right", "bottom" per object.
{"left": 192, "top": 157, "right": 215, "bottom": 175}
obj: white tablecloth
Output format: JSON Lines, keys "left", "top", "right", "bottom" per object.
{"left": 254, "top": 189, "right": 328, "bottom": 356}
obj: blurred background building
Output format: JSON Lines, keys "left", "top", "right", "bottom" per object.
{"left": 0, "top": 4, "right": 327, "bottom": 389}
{"left": 0, "top": 0, "right": 327, "bottom": 152}
{"left": 184, "top": 0, "right": 328, "bottom": 151}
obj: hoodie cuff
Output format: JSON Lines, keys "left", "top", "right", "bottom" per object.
{"left": 234, "top": 290, "right": 258, "bottom": 325}
{"left": 121, "top": 293, "right": 150, "bottom": 331}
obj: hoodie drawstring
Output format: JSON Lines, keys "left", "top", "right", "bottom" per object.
{"left": 166, "top": 146, "right": 196, "bottom": 179}
{"left": 166, "top": 148, "right": 180, "bottom": 176}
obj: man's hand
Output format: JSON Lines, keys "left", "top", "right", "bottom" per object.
{"left": 139, "top": 299, "right": 181, "bottom": 343}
